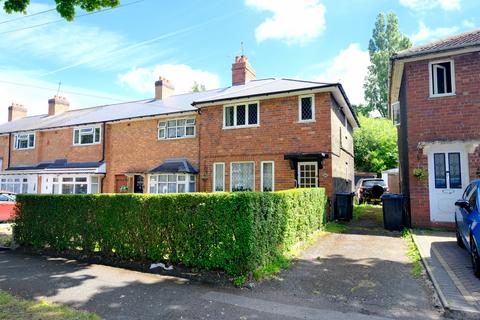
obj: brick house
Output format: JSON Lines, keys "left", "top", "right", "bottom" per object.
{"left": 0, "top": 56, "right": 358, "bottom": 203}
{"left": 389, "top": 29, "right": 480, "bottom": 228}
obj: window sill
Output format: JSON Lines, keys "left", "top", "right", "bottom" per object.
{"left": 298, "top": 120, "right": 316, "bottom": 124}
{"left": 222, "top": 124, "right": 260, "bottom": 130}
{"left": 157, "top": 135, "right": 196, "bottom": 141}
{"left": 429, "top": 93, "right": 456, "bottom": 99}
{"left": 13, "top": 147, "right": 35, "bottom": 151}
{"left": 73, "top": 142, "right": 101, "bottom": 147}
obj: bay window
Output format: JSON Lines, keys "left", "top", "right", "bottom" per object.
{"left": 149, "top": 174, "right": 196, "bottom": 193}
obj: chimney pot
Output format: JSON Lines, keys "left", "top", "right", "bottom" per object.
{"left": 232, "top": 55, "right": 256, "bottom": 86}
{"left": 8, "top": 103, "right": 27, "bottom": 122}
{"left": 155, "top": 77, "right": 175, "bottom": 100}
{"left": 48, "top": 95, "right": 70, "bottom": 116}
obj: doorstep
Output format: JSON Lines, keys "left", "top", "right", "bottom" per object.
{"left": 413, "top": 230, "right": 480, "bottom": 319}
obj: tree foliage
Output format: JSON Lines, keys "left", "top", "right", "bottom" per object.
{"left": 363, "top": 12, "right": 411, "bottom": 117}
{"left": 191, "top": 81, "right": 206, "bottom": 92}
{"left": 354, "top": 115, "right": 398, "bottom": 173}
{"left": 3, "top": 0, "right": 119, "bottom": 21}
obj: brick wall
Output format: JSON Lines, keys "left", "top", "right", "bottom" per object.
{"left": 404, "top": 51, "right": 480, "bottom": 227}
{"left": 198, "top": 92, "right": 338, "bottom": 198}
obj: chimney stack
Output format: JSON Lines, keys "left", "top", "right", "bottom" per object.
{"left": 8, "top": 103, "right": 27, "bottom": 122}
{"left": 48, "top": 96, "right": 70, "bottom": 116}
{"left": 155, "top": 77, "right": 175, "bottom": 100}
{"left": 232, "top": 55, "right": 256, "bottom": 86}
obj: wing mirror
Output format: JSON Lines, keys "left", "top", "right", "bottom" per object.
{"left": 455, "top": 199, "right": 471, "bottom": 211}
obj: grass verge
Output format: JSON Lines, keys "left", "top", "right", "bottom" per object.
{"left": 0, "top": 291, "right": 99, "bottom": 320}
{"left": 353, "top": 204, "right": 382, "bottom": 221}
{"left": 402, "top": 229, "right": 422, "bottom": 278}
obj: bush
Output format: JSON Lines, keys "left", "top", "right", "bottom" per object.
{"left": 14, "top": 189, "right": 326, "bottom": 275}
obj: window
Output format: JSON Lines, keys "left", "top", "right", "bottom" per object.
{"left": 224, "top": 103, "right": 259, "bottom": 128}
{"left": 429, "top": 60, "right": 455, "bottom": 97}
{"left": 0, "top": 177, "right": 28, "bottom": 193}
{"left": 261, "top": 161, "right": 274, "bottom": 192}
{"left": 299, "top": 95, "right": 315, "bottom": 122}
{"left": 14, "top": 132, "right": 35, "bottom": 150}
{"left": 231, "top": 162, "right": 254, "bottom": 192}
{"left": 434, "top": 153, "right": 447, "bottom": 189}
{"left": 149, "top": 174, "right": 196, "bottom": 193}
{"left": 391, "top": 102, "right": 400, "bottom": 126}
{"left": 73, "top": 126, "right": 101, "bottom": 145}
{"left": 448, "top": 153, "right": 462, "bottom": 189}
{"left": 298, "top": 162, "right": 318, "bottom": 188}
{"left": 468, "top": 186, "right": 478, "bottom": 211}
{"left": 158, "top": 118, "right": 195, "bottom": 139}
{"left": 213, "top": 163, "right": 225, "bottom": 192}
{"left": 50, "top": 176, "right": 100, "bottom": 194}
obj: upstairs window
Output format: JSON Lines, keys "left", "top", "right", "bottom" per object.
{"left": 158, "top": 118, "right": 195, "bottom": 139}
{"left": 430, "top": 60, "right": 455, "bottom": 97}
{"left": 74, "top": 126, "right": 101, "bottom": 145}
{"left": 14, "top": 132, "right": 35, "bottom": 150}
{"left": 299, "top": 95, "right": 315, "bottom": 122}
{"left": 224, "top": 102, "right": 259, "bottom": 128}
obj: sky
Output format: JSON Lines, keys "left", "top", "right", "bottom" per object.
{"left": 0, "top": 0, "right": 478, "bottom": 121}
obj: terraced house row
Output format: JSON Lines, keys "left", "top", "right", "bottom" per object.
{"left": 0, "top": 56, "right": 358, "bottom": 202}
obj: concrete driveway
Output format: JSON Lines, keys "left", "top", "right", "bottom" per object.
{"left": 0, "top": 208, "right": 443, "bottom": 320}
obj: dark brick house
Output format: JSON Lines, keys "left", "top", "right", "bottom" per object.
{"left": 389, "top": 29, "right": 480, "bottom": 228}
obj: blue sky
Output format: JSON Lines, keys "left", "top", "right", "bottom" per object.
{"left": 0, "top": 0, "right": 478, "bottom": 120}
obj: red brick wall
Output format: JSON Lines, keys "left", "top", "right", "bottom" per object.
{"left": 198, "top": 92, "right": 335, "bottom": 198}
{"left": 404, "top": 51, "right": 480, "bottom": 227}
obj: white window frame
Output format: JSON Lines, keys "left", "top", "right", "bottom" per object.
{"left": 297, "top": 161, "right": 318, "bottom": 188}
{"left": 298, "top": 94, "right": 315, "bottom": 122}
{"left": 213, "top": 162, "right": 225, "bottom": 192}
{"left": 73, "top": 125, "right": 102, "bottom": 146}
{"left": 223, "top": 101, "right": 260, "bottom": 129}
{"left": 260, "top": 161, "right": 275, "bottom": 192}
{"left": 0, "top": 175, "right": 33, "bottom": 193}
{"left": 148, "top": 173, "right": 196, "bottom": 194}
{"left": 391, "top": 102, "right": 400, "bottom": 126}
{"left": 230, "top": 161, "right": 255, "bottom": 192}
{"left": 14, "top": 132, "right": 35, "bottom": 150}
{"left": 158, "top": 118, "right": 196, "bottom": 140}
{"left": 47, "top": 175, "right": 101, "bottom": 194}
{"left": 429, "top": 59, "right": 455, "bottom": 98}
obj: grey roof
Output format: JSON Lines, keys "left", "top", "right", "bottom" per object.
{"left": 0, "top": 78, "right": 353, "bottom": 134}
{"left": 6, "top": 159, "right": 103, "bottom": 171}
{"left": 149, "top": 159, "right": 198, "bottom": 174}
{"left": 393, "top": 28, "right": 480, "bottom": 59}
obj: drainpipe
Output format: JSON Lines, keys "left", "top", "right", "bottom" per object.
{"left": 197, "top": 109, "right": 202, "bottom": 192}
{"left": 7, "top": 133, "right": 11, "bottom": 169}
{"left": 100, "top": 122, "right": 106, "bottom": 193}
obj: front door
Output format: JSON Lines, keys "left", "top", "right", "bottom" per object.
{"left": 428, "top": 145, "right": 469, "bottom": 222}
{"left": 134, "top": 175, "right": 144, "bottom": 193}
{"left": 297, "top": 162, "right": 318, "bottom": 188}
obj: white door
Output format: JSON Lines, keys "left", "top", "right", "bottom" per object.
{"left": 428, "top": 145, "right": 469, "bottom": 222}
{"left": 298, "top": 162, "right": 318, "bottom": 188}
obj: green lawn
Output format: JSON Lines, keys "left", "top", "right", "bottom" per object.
{"left": 0, "top": 291, "right": 99, "bottom": 320}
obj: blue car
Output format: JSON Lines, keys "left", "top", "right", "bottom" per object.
{"left": 455, "top": 179, "right": 480, "bottom": 277}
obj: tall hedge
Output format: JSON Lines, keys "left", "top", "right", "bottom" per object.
{"left": 14, "top": 188, "right": 326, "bottom": 275}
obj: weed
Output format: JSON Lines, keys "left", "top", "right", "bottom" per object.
{"left": 402, "top": 229, "right": 422, "bottom": 278}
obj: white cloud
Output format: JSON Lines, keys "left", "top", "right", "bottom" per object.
{"left": 399, "top": 0, "right": 461, "bottom": 11}
{"left": 118, "top": 64, "right": 220, "bottom": 95}
{"left": 316, "top": 43, "right": 369, "bottom": 105}
{"left": 0, "top": 68, "right": 131, "bottom": 122}
{"left": 245, "top": 0, "right": 326, "bottom": 45}
{"left": 462, "top": 19, "right": 475, "bottom": 29}
{"left": 410, "top": 21, "right": 459, "bottom": 43}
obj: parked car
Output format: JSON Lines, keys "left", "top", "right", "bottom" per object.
{"left": 0, "top": 191, "right": 16, "bottom": 222}
{"left": 455, "top": 180, "right": 480, "bottom": 277}
{"left": 355, "top": 178, "right": 388, "bottom": 204}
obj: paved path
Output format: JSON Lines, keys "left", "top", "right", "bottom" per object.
{"left": 413, "top": 230, "right": 480, "bottom": 318}
{"left": 0, "top": 208, "right": 442, "bottom": 319}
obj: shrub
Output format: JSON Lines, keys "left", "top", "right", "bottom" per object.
{"left": 14, "top": 189, "right": 326, "bottom": 275}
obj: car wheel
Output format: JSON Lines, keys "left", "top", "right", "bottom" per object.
{"left": 470, "top": 236, "right": 480, "bottom": 278}
{"left": 456, "top": 227, "right": 465, "bottom": 248}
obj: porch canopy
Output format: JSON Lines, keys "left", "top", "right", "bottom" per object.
{"left": 148, "top": 159, "right": 198, "bottom": 174}
{"left": 5, "top": 159, "right": 105, "bottom": 174}
{"left": 284, "top": 152, "right": 330, "bottom": 170}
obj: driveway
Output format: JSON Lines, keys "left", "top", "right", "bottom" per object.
{"left": 0, "top": 208, "right": 443, "bottom": 319}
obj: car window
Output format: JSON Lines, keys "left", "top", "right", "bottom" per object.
{"left": 363, "top": 180, "right": 386, "bottom": 187}
{"left": 469, "top": 186, "right": 478, "bottom": 210}
{"left": 0, "top": 194, "right": 11, "bottom": 201}
{"left": 463, "top": 184, "right": 473, "bottom": 199}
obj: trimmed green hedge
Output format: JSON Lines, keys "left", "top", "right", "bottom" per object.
{"left": 14, "top": 188, "right": 326, "bottom": 275}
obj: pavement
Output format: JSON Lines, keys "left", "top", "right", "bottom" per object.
{"left": 0, "top": 208, "right": 443, "bottom": 320}
{"left": 413, "top": 230, "right": 480, "bottom": 318}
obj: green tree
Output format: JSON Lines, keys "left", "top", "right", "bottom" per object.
{"left": 354, "top": 115, "right": 398, "bottom": 173}
{"left": 191, "top": 81, "right": 206, "bottom": 92}
{"left": 364, "top": 12, "right": 411, "bottom": 117}
{"left": 2, "top": 0, "right": 119, "bottom": 21}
